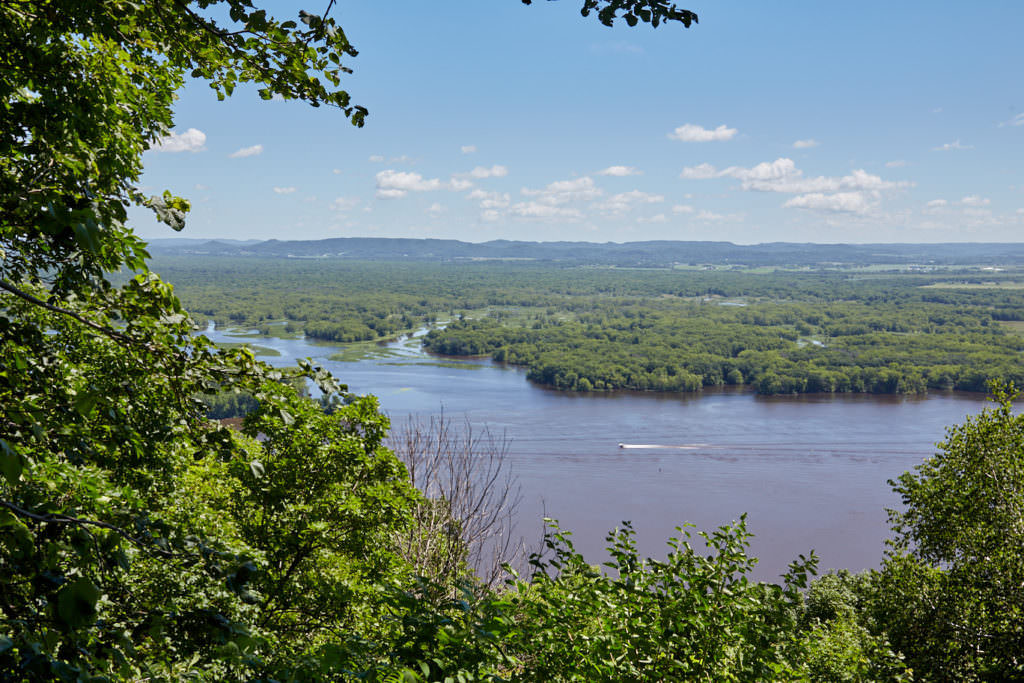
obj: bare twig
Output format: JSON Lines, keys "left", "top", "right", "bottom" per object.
{"left": 388, "top": 412, "right": 527, "bottom": 590}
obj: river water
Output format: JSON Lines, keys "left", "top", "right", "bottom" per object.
{"left": 204, "top": 326, "right": 990, "bottom": 581}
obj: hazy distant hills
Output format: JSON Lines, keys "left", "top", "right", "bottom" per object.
{"left": 146, "top": 237, "right": 1024, "bottom": 267}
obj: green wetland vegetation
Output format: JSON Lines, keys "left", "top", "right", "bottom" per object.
{"left": 154, "top": 256, "right": 1024, "bottom": 397}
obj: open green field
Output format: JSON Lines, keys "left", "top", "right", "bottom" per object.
{"left": 997, "top": 320, "right": 1024, "bottom": 335}
{"left": 921, "top": 281, "right": 1024, "bottom": 290}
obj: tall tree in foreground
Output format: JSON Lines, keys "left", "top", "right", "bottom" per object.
{"left": 0, "top": 1, "right": 413, "bottom": 678}
{"left": 876, "top": 383, "right": 1024, "bottom": 681}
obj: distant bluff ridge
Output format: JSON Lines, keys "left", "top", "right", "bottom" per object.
{"left": 146, "top": 237, "right": 1024, "bottom": 267}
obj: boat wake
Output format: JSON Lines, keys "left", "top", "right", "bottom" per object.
{"left": 617, "top": 443, "right": 707, "bottom": 450}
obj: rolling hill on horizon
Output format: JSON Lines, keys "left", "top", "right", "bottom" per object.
{"left": 146, "top": 236, "right": 1024, "bottom": 268}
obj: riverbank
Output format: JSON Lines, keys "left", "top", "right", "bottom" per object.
{"left": 195, "top": 321, "right": 993, "bottom": 580}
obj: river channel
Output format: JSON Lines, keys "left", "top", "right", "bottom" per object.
{"left": 204, "top": 326, "right": 990, "bottom": 582}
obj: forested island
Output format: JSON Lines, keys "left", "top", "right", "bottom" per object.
{"left": 151, "top": 250, "right": 1024, "bottom": 396}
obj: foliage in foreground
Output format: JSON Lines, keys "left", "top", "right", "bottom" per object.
{"left": 373, "top": 518, "right": 913, "bottom": 683}
{"left": 874, "top": 385, "right": 1024, "bottom": 680}
{"left": 4, "top": 0, "right": 1024, "bottom": 679}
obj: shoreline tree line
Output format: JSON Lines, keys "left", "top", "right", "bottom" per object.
{"left": 150, "top": 257, "right": 1024, "bottom": 396}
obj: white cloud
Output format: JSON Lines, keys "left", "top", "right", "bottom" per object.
{"left": 468, "top": 189, "right": 511, "bottom": 209}
{"left": 637, "top": 213, "right": 667, "bottom": 223}
{"left": 684, "top": 158, "right": 911, "bottom": 195}
{"left": 461, "top": 145, "right": 477, "bottom": 154}
{"left": 999, "top": 113, "right": 1024, "bottom": 127}
{"left": 668, "top": 123, "right": 737, "bottom": 142}
{"left": 330, "top": 197, "right": 360, "bottom": 212}
{"left": 375, "top": 170, "right": 442, "bottom": 198}
{"left": 508, "top": 202, "right": 583, "bottom": 220}
{"left": 793, "top": 139, "right": 819, "bottom": 149}
{"left": 595, "top": 190, "right": 664, "bottom": 214}
{"left": 680, "top": 163, "right": 719, "bottom": 180}
{"left": 926, "top": 199, "right": 948, "bottom": 208}
{"left": 376, "top": 170, "right": 471, "bottom": 198}
{"left": 194, "top": 183, "right": 208, "bottom": 191}
{"left": 748, "top": 174, "right": 837, "bottom": 193}
{"left": 725, "top": 158, "right": 799, "bottom": 184}
{"left": 885, "top": 160, "right": 907, "bottom": 168}
{"left": 229, "top": 144, "right": 263, "bottom": 158}
{"left": 933, "top": 139, "right": 974, "bottom": 151}
{"left": 961, "top": 195, "right": 990, "bottom": 206}
{"left": 837, "top": 169, "right": 909, "bottom": 192}
{"left": 368, "top": 154, "right": 385, "bottom": 163}
{"left": 468, "top": 165, "right": 508, "bottom": 179}
{"left": 427, "top": 202, "right": 445, "bottom": 215}
{"left": 682, "top": 158, "right": 798, "bottom": 185}
{"left": 672, "top": 204, "right": 695, "bottom": 214}
{"left": 332, "top": 168, "right": 343, "bottom": 175}
{"left": 521, "top": 176, "right": 602, "bottom": 205}
{"left": 620, "top": 190, "right": 664, "bottom": 203}
{"left": 783, "top": 191, "right": 875, "bottom": 214}
{"left": 481, "top": 209, "right": 501, "bottom": 222}
{"left": 598, "top": 165, "right": 641, "bottom": 177}
{"left": 273, "top": 186, "right": 296, "bottom": 194}
{"left": 152, "top": 127, "right": 206, "bottom": 153}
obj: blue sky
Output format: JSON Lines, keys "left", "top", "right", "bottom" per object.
{"left": 135, "top": 1, "right": 1024, "bottom": 244}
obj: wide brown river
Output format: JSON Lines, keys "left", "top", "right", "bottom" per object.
{"left": 207, "top": 327, "right": 992, "bottom": 581}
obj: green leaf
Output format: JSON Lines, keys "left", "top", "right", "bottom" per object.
{"left": 0, "top": 508, "right": 20, "bottom": 528}
{"left": 249, "top": 460, "right": 266, "bottom": 479}
{"left": 74, "top": 392, "right": 98, "bottom": 417}
{"left": 73, "top": 219, "right": 101, "bottom": 253}
{"left": 144, "top": 193, "right": 188, "bottom": 231}
{"left": 56, "top": 577, "right": 102, "bottom": 629}
{"left": 0, "top": 507, "right": 34, "bottom": 559}
{"left": 0, "top": 439, "right": 24, "bottom": 485}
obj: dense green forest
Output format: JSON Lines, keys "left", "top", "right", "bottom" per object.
{"left": 5, "top": 1, "right": 1024, "bottom": 681}
{"left": 151, "top": 256, "right": 1024, "bottom": 396}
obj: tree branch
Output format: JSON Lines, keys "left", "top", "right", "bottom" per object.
{"left": 0, "top": 499, "right": 174, "bottom": 557}
{"left": 1, "top": 279, "right": 130, "bottom": 343}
